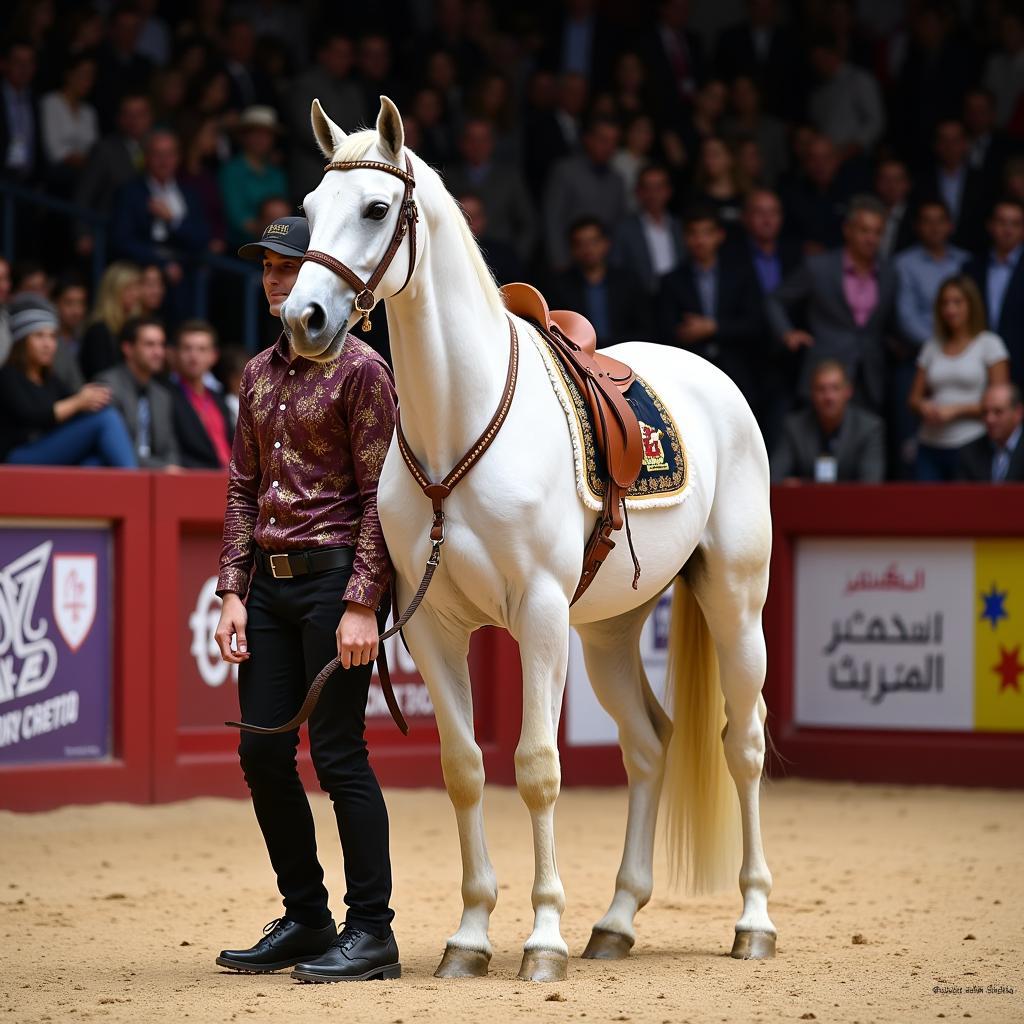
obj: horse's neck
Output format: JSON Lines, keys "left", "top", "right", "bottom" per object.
{"left": 387, "top": 215, "right": 510, "bottom": 478}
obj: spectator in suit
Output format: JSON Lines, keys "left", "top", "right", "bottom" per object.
{"left": 445, "top": 120, "right": 536, "bottom": 262}
{"left": 220, "top": 17, "right": 276, "bottom": 113}
{"left": 52, "top": 274, "right": 88, "bottom": 392}
{"left": 0, "top": 38, "right": 45, "bottom": 186}
{"left": 110, "top": 129, "right": 209, "bottom": 322}
{"left": 657, "top": 203, "right": 764, "bottom": 401}
{"left": 640, "top": 0, "right": 706, "bottom": 118}
{"left": 541, "top": 0, "right": 616, "bottom": 88}
{"left": 548, "top": 217, "right": 648, "bottom": 348}
{"left": 957, "top": 383, "right": 1024, "bottom": 482}
{"left": 78, "top": 261, "right": 142, "bottom": 380}
{"left": 611, "top": 164, "right": 684, "bottom": 295}
{"left": 39, "top": 53, "right": 97, "bottom": 190}
{"left": 356, "top": 32, "right": 403, "bottom": 114}
{"left": 771, "top": 359, "right": 885, "bottom": 484}
{"left": 874, "top": 158, "right": 915, "bottom": 260}
{"left": 73, "top": 93, "right": 152, "bottom": 255}
{"left": 982, "top": 9, "right": 1024, "bottom": 129}
{"left": 219, "top": 106, "right": 288, "bottom": 250}
{"left": 169, "top": 320, "right": 233, "bottom": 469}
{"left": 524, "top": 71, "right": 586, "bottom": 200}
{"left": 0, "top": 294, "right": 135, "bottom": 468}
{"left": 966, "top": 198, "right": 1024, "bottom": 391}
{"left": 457, "top": 191, "right": 524, "bottom": 286}
{"left": 781, "top": 134, "right": 859, "bottom": 251}
{"left": 926, "top": 119, "right": 988, "bottom": 254}
{"left": 808, "top": 32, "right": 885, "bottom": 158}
{"left": 963, "top": 87, "right": 1016, "bottom": 189}
{"left": 766, "top": 196, "right": 898, "bottom": 413}
{"left": 543, "top": 117, "right": 626, "bottom": 272}
{"left": 714, "top": 0, "right": 802, "bottom": 119}
{"left": 91, "top": 4, "right": 153, "bottom": 132}
{"left": 285, "top": 33, "right": 365, "bottom": 202}
{"left": 741, "top": 187, "right": 802, "bottom": 448}
{"left": 909, "top": 275, "right": 1010, "bottom": 481}
{"left": 95, "top": 315, "right": 180, "bottom": 469}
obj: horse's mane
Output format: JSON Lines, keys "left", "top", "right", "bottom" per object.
{"left": 330, "top": 130, "right": 506, "bottom": 319}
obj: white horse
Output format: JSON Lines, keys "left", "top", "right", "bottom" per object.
{"left": 282, "top": 96, "right": 776, "bottom": 982}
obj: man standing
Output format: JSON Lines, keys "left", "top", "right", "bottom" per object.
{"left": 214, "top": 216, "right": 401, "bottom": 982}
{"left": 957, "top": 383, "right": 1024, "bottom": 482}
{"left": 611, "top": 164, "right": 684, "bottom": 295}
{"left": 95, "top": 315, "right": 180, "bottom": 469}
{"left": 169, "top": 319, "right": 233, "bottom": 469}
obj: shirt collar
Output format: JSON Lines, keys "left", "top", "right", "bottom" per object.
{"left": 843, "top": 251, "right": 877, "bottom": 277}
{"left": 992, "top": 244, "right": 1023, "bottom": 268}
{"left": 1003, "top": 424, "right": 1023, "bottom": 453}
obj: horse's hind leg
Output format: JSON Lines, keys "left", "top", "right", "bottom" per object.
{"left": 400, "top": 608, "right": 497, "bottom": 978}
{"left": 575, "top": 597, "right": 672, "bottom": 959}
{"left": 690, "top": 513, "right": 777, "bottom": 958}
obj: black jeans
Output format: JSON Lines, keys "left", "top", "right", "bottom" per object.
{"left": 236, "top": 564, "right": 394, "bottom": 937}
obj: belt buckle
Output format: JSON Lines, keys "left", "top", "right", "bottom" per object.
{"left": 269, "top": 554, "right": 293, "bottom": 579}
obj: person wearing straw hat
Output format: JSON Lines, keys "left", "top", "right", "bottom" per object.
{"left": 213, "top": 216, "right": 401, "bottom": 982}
{"left": 219, "top": 105, "right": 289, "bottom": 249}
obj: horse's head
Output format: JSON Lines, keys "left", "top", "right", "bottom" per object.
{"left": 282, "top": 96, "right": 417, "bottom": 361}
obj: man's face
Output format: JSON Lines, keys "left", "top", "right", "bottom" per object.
{"left": 743, "top": 192, "right": 782, "bottom": 243}
{"left": 177, "top": 330, "right": 218, "bottom": 384}
{"left": 684, "top": 219, "right": 724, "bottom": 265}
{"left": 811, "top": 368, "right": 851, "bottom": 423}
{"left": 570, "top": 225, "right": 610, "bottom": 272}
{"left": 460, "top": 195, "right": 487, "bottom": 237}
{"left": 242, "top": 125, "right": 275, "bottom": 160}
{"left": 4, "top": 45, "right": 36, "bottom": 90}
{"left": 558, "top": 73, "right": 587, "bottom": 115}
{"left": 636, "top": 170, "right": 672, "bottom": 216}
{"left": 982, "top": 386, "right": 1024, "bottom": 447}
{"left": 145, "top": 134, "right": 179, "bottom": 181}
{"left": 262, "top": 250, "right": 301, "bottom": 316}
{"left": 57, "top": 287, "right": 88, "bottom": 334}
{"left": 125, "top": 325, "right": 167, "bottom": 377}
{"left": 844, "top": 211, "right": 884, "bottom": 263}
{"left": 460, "top": 122, "right": 494, "bottom": 165}
{"left": 989, "top": 203, "right": 1024, "bottom": 254}
{"left": 964, "top": 92, "right": 996, "bottom": 136}
{"left": 935, "top": 122, "right": 968, "bottom": 167}
{"left": 583, "top": 123, "right": 618, "bottom": 165}
{"left": 805, "top": 138, "right": 838, "bottom": 188}
{"left": 917, "top": 204, "right": 953, "bottom": 249}
{"left": 359, "top": 36, "right": 391, "bottom": 80}
{"left": 875, "top": 162, "right": 910, "bottom": 207}
{"left": 119, "top": 97, "right": 153, "bottom": 140}
{"left": 320, "top": 37, "right": 354, "bottom": 79}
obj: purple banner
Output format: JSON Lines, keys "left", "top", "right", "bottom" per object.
{"left": 0, "top": 526, "right": 112, "bottom": 766}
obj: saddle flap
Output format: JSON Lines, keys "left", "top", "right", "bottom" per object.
{"left": 594, "top": 352, "right": 635, "bottom": 392}
{"left": 501, "top": 282, "right": 550, "bottom": 329}
{"left": 549, "top": 309, "right": 597, "bottom": 357}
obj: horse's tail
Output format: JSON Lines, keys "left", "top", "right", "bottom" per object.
{"left": 661, "top": 576, "right": 741, "bottom": 895}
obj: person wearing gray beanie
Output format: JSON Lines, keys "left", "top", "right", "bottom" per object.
{"left": 0, "top": 294, "right": 137, "bottom": 467}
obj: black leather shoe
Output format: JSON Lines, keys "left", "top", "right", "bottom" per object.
{"left": 290, "top": 925, "right": 401, "bottom": 982}
{"left": 216, "top": 917, "right": 337, "bottom": 973}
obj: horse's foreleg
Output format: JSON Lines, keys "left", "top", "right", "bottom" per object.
{"left": 575, "top": 601, "right": 672, "bottom": 959}
{"left": 509, "top": 583, "right": 571, "bottom": 982}
{"left": 401, "top": 611, "right": 496, "bottom": 978}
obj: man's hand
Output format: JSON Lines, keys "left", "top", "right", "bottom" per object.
{"left": 677, "top": 314, "right": 717, "bottom": 345}
{"left": 148, "top": 197, "right": 174, "bottom": 221}
{"left": 215, "top": 593, "right": 250, "bottom": 664}
{"left": 783, "top": 329, "right": 814, "bottom": 352}
{"left": 337, "top": 602, "right": 379, "bottom": 669}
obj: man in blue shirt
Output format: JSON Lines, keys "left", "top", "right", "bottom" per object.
{"left": 957, "top": 383, "right": 1024, "bottom": 482}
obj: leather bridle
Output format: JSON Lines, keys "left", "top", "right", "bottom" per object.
{"left": 302, "top": 156, "right": 418, "bottom": 333}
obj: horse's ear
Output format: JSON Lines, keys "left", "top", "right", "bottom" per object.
{"left": 311, "top": 98, "right": 346, "bottom": 159}
{"left": 376, "top": 95, "right": 405, "bottom": 162}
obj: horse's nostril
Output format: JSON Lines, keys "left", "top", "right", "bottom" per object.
{"left": 304, "top": 303, "right": 327, "bottom": 334}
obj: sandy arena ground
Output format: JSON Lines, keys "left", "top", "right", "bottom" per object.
{"left": 1, "top": 780, "right": 1022, "bottom": 1024}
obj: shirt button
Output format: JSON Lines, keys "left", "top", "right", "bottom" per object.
{"left": 289, "top": 369, "right": 295, "bottom": 375}
{"left": 272, "top": 480, "right": 279, "bottom": 487}
{"left": 279, "top": 403, "right": 286, "bottom": 410}
{"left": 274, "top": 441, "right": 281, "bottom": 449}
{"left": 269, "top": 516, "right": 276, "bottom": 524}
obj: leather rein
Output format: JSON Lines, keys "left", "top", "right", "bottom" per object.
{"left": 228, "top": 154, "right": 519, "bottom": 737}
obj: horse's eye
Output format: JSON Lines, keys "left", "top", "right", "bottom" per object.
{"left": 365, "top": 201, "right": 389, "bottom": 220}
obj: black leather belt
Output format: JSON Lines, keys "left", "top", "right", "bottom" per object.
{"left": 254, "top": 546, "right": 354, "bottom": 580}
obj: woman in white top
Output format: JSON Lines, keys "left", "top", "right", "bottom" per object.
{"left": 41, "top": 54, "right": 98, "bottom": 171}
{"left": 909, "top": 274, "right": 1010, "bottom": 480}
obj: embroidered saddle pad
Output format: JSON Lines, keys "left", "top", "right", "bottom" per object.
{"left": 530, "top": 331, "right": 690, "bottom": 512}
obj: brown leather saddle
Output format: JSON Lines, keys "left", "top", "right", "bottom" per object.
{"left": 501, "top": 282, "right": 643, "bottom": 602}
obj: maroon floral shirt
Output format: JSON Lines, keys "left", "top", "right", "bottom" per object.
{"left": 217, "top": 333, "right": 397, "bottom": 610}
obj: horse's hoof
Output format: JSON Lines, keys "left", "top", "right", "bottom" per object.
{"left": 517, "top": 949, "right": 568, "bottom": 982}
{"left": 581, "top": 927, "right": 634, "bottom": 960}
{"left": 730, "top": 930, "right": 777, "bottom": 959}
{"left": 434, "top": 946, "right": 490, "bottom": 978}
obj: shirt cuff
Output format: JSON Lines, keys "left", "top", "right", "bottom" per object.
{"left": 216, "top": 567, "right": 251, "bottom": 599}
{"left": 343, "top": 573, "right": 386, "bottom": 611}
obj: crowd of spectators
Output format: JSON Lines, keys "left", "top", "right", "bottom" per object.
{"left": 3, "top": 0, "right": 1024, "bottom": 483}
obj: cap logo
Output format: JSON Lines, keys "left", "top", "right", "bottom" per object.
{"left": 263, "top": 223, "right": 291, "bottom": 238}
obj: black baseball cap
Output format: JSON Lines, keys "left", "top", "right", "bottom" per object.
{"left": 238, "top": 216, "right": 310, "bottom": 260}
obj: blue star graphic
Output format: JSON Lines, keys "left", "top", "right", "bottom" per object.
{"left": 980, "top": 584, "right": 1009, "bottom": 630}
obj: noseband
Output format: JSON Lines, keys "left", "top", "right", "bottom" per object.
{"left": 302, "top": 156, "right": 418, "bottom": 332}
